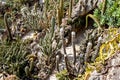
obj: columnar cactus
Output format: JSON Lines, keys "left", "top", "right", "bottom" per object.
{"left": 60, "top": 28, "right": 67, "bottom": 54}
{"left": 57, "top": 8, "right": 61, "bottom": 27}
{"left": 59, "top": 0, "right": 64, "bottom": 20}
{"left": 85, "top": 41, "right": 92, "bottom": 62}
{"left": 92, "top": 36, "right": 102, "bottom": 61}
{"left": 71, "top": 31, "right": 76, "bottom": 65}
{"left": 64, "top": 54, "right": 72, "bottom": 74}
{"left": 56, "top": 55, "right": 60, "bottom": 72}
{"left": 69, "top": 0, "right": 73, "bottom": 18}
{"left": 60, "top": 27, "right": 73, "bottom": 74}
{"left": 51, "top": 16, "right": 55, "bottom": 38}
{"left": 4, "top": 12, "right": 13, "bottom": 41}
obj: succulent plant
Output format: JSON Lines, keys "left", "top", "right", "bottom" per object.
{"left": 4, "top": 12, "right": 13, "bottom": 41}
{"left": 68, "top": 0, "right": 73, "bottom": 18}
{"left": 71, "top": 31, "right": 76, "bottom": 65}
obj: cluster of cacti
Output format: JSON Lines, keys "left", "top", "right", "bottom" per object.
{"left": 79, "top": 29, "right": 103, "bottom": 64}
{"left": 1, "top": 0, "right": 120, "bottom": 80}
{"left": 31, "top": 16, "right": 62, "bottom": 79}
{"left": 57, "top": 28, "right": 103, "bottom": 79}
{"left": 59, "top": 28, "right": 78, "bottom": 78}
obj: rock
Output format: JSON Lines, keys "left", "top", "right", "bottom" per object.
{"left": 106, "top": 67, "right": 120, "bottom": 80}
{"left": 71, "top": 0, "right": 103, "bottom": 18}
{"left": 48, "top": 74, "right": 57, "bottom": 80}
{"left": 88, "top": 51, "right": 120, "bottom": 80}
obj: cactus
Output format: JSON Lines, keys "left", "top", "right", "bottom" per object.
{"left": 59, "top": 0, "right": 64, "bottom": 20}
{"left": 29, "top": 58, "right": 34, "bottom": 72}
{"left": 60, "top": 28, "right": 67, "bottom": 54}
{"left": 4, "top": 12, "right": 13, "bottom": 41}
{"left": 92, "top": 36, "right": 102, "bottom": 61}
{"left": 33, "top": 2, "right": 38, "bottom": 12}
{"left": 25, "top": 66, "right": 31, "bottom": 77}
{"left": 77, "top": 29, "right": 102, "bottom": 74}
{"left": 51, "top": 16, "right": 55, "bottom": 39}
{"left": 56, "top": 55, "right": 60, "bottom": 72}
{"left": 69, "top": 0, "right": 73, "bottom": 18}
{"left": 71, "top": 31, "right": 76, "bottom": 65}
{"left": 56, "top": 0, "right": 64, "bottom": 27}
{"left": 57, "top": 8, "right": 61, "bottom": 27}
{"left": 64, "top": 54, "right": 73, "bottom": 74}
{"left": 84, "top": 41, "right": 92, "bottom": 62}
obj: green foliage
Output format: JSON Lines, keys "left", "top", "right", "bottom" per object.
{"left": 39, "top": 17, "right": 61, "bottom": 56}
{"left": 0, "top": 41, "right": 29, "bottom": 78}
{"left": 56, "top": 70, "right": 70, "bottom": 80}
{"left": 93, "top": 0, "right": 120, "bottom": 27}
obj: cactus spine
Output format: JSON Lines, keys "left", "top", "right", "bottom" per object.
{"left": 4, "top": 12, "right": 13, "bottom": 41}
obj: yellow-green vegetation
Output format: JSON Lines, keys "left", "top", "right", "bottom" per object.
{"left": 56, "top": 70, "right": 71, "bottom": 80}
{"left": 75, "top": 28, "right": 120, "bottom": 80}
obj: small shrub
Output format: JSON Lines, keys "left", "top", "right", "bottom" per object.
{"left": 93, "top": 0, "right": 120, "bottom": 27}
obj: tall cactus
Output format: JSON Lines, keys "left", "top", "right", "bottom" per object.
{"left": 92, "top": 36, "right": 102, "bottom": 61}
{"left": 51, "top": 16, "right": 55, "bottom": 38}
{"left": 56, "top": 55, "right": 60, "bottom": 72}
{"left": 59, "top": 0, "right": 64, "bottom": 19}
{"left": 69, "top": 0, "right": 73, "bottom": 18}
{"left": 57, "top": 8, "right": 61, "bottom": 27}
{"left": 84, "top": 41, "right": 92, "bottom": 62}
{"left": 71, "top": 31, "right": 76, "bottom": 65}
{"left": 60, "top": 28, "right": 66, "bottom": 54}
{"left": 4, "top": 12, "right": 13, "bottom": 41}
{"left": 57, "top": 0, "right": 64, "bottom": 27}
